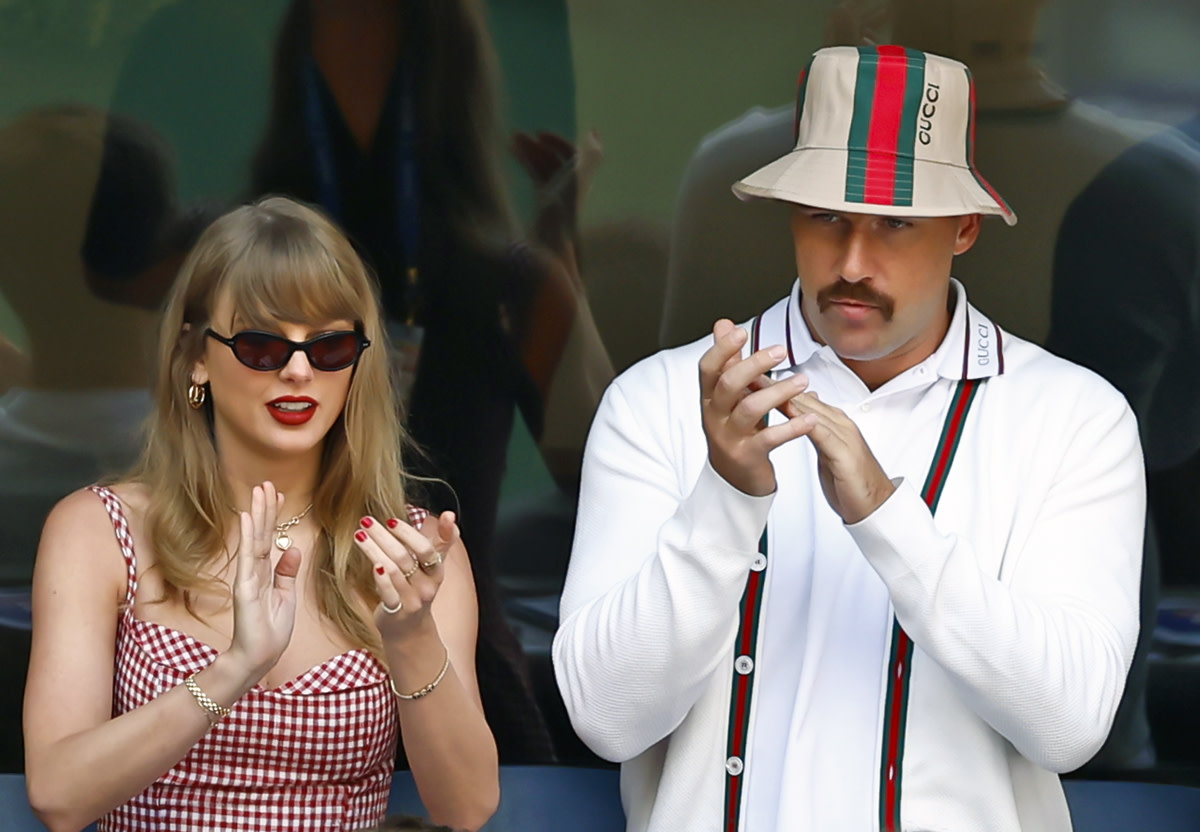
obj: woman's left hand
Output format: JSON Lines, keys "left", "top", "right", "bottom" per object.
{"left": 354, "top": 511, "right": 460, "bottom": 643}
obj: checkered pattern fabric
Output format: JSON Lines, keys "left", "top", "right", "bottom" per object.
{"left": 89, "top": 487, "right": 427, "bottom": 831}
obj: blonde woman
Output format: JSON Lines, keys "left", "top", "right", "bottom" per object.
{"left": 23, "top": 196, "right": 499, "bottom": 832}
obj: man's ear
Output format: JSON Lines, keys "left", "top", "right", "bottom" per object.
{"left": 952, "top": 213, "right": 983, "bottom": 256}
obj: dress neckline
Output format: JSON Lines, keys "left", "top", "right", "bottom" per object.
{"left": 125, "top": 614, "right": 385, "bottom": 694}
{"left": 92, "top": 485, "right": 385, "bottom": 695}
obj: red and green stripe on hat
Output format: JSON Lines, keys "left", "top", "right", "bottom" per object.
{"left": 737, "top": 45, "right": 1016, "bottom": 224}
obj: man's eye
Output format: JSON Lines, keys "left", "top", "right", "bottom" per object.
{"left": 883, "top": 217, "right": 910, "bottom": 230}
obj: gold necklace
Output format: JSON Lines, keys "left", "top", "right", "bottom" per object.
{"left": 273, "top": 504, "right": 313, "bottom": 550}
{"left": 228, "top": 503, "right": 314, "bottom": 550}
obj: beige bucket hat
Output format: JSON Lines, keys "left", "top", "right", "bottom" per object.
{"left": 733, "top": 45, "right": 1016, "bottom": 225}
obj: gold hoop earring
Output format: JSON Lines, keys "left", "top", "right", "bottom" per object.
{"left": 187, "top": 382, "right": 207, "bottom": 409}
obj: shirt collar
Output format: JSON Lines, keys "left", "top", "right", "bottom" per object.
{"left": 782, "top": 278, "right": 1006, "bottom": 381}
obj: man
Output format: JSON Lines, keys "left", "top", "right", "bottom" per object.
{"left": 659, "top": 0, "right": 1180, "bottom": 772}
{"left": 553, "top": 45, "right": 1143, "bottom": 832}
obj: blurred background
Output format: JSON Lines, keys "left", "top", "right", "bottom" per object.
{"left": 2, "top": 0, "right": 1200, "bottom": 794}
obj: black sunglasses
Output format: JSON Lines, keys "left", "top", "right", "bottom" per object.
{"left": 205, "top": 328, "right": 370, "bottom": 372}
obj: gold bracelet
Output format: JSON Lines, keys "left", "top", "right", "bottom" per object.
{"left": 390, "top": 649, "right": 451, "bottom": 700}
{"left": 184, "top": 674, "right": 233, "bottom": 723}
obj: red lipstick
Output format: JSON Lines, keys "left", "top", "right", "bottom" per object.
{"left": 267, "top": 396, "right": 317, "bottom": 426}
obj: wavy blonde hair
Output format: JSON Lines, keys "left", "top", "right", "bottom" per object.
{"left": 128, "top": 195, "right": 406, "bottom": 652}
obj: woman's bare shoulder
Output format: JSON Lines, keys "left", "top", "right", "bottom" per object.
{"left": 43, "top": 482, "right": 148, "bottom": 532}
{"left": 104, "top": 481, "right": 152, "bottom": 513}
{"left": 35, "top": 486, "right": 132, "bottom": 609}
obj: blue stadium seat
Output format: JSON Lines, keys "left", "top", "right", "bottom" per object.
{"left": 3, "top": 766, "right": 620, "bottom": 831}
{"left": 25, "top": 769, "right": 1190, "bottom": 832}
{"left": 0, "top": 772, "right": 97, "bottom": 831}
{"left": 390, "top": 764, "right": 624, "bottom": 831}
{"left": 1064, "top": 779, "right": 1200, "bottom": 832}
{"left": 0, "top": 773, "right": 43, "bottom": 832}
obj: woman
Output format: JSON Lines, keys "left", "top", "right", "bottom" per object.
{"left": 250, "top": 0, "right": 608, "bottom": 763}
{"left": 22, "top": 196, "right": 499, "bottom": 832}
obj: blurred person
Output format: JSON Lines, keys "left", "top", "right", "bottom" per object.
{"left": 0, "top": 107, "right": 165, "bottom": 586}
{"left": 0, "top": 104, "right": 194, "bottom": 775}
{"left": 81, "top": 112, "right": 223, "bottom": 315}
{"left": 249, "top": 0, "right": 613, "bottom": 762}
{"left": 23, "top": 197, "right": 498, "bottom": 832}
{"left": 1047, "top": 122, "right": 1200, "bottom": 591}
{"left": 102, "top": 0, "right": 289, "bottom": 205}
{"left": 556, "top": 47, "right": 1143, "bottom": 831}
{"left": 659, "top": 0, "right": 1172, "bottom": 771}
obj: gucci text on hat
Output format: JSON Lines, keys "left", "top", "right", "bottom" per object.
{"left": 733, "top": 45, "right": 1017, "bottom": 225}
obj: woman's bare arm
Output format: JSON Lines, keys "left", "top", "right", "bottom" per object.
{"left": 356, "top": 513, "right": 499, "bottom": 832}
{"left": 23, "top": 486, "right": 294, "bottom": 832}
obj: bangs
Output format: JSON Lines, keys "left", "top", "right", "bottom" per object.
{"left": 213, "top": 216, "right": 368, "bottom": 332}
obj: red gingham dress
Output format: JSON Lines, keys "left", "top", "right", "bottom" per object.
{"left": 90, "top": 486, "right": 426, "bottom": 831}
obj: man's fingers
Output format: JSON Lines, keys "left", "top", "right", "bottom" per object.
{"left": 755, "top": 414, "right": 819, "bottom": 454}
{"left": 780, "top": 397, "right": 857, "bottom": 462}
{"left": 709, "top": 346, "right": 788, "bottom": 414}
{"left": 712, "top": 318, "right": 739, "bottom": 339}
{"left": 782, "top": 388, "right": 846, "bottom": 421}
{"left": 698, "top": 321, "right": 747, "bottom": 396}
{"left": 729, "top": 376, "right": 811, "bottom": 433}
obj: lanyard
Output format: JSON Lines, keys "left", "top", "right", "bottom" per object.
{"left": 301, "top": 55, "right": 421, "bottom": 324}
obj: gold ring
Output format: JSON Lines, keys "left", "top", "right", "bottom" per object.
{"left": 420, "top": 552, "right": 443, "bottom": 570}
{"left": 381, "top": 598, "right": 403, "bottom": 614}
{"left": 401, "top": 563, "right": 419, "bottom": 579}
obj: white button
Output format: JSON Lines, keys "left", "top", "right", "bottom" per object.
{"left": 735, "top": 655, "right": 754, "bottom": 675}
{"left": 917, "top": 367, "right": 927, "bottom": 375}
{"left": 726, "top": 756, "right": 744, "bottom": 776}
{"left": 860, "top": 403, "right": 872, "bottom": 412}
{"left": 750, "top": 554, "right": 767, "bottom": 572}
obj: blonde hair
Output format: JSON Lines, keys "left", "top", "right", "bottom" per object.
{"left": 128, "top": 195, "right": 406, "bottom": 652}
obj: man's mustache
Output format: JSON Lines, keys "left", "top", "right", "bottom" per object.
{"left": 816, "top": 280, "right": 895, "bottom": 321}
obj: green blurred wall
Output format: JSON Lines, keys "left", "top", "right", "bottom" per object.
{"left": 568, "top": 0, "right": 824, "bottom": 226}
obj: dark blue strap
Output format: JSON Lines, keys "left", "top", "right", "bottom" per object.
{"left": 302, "top": 55, "right": 421, "bottom": 320}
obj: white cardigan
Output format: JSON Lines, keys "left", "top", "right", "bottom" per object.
{"left": 554, "top": 281, "right": 1144, "bottom": 832}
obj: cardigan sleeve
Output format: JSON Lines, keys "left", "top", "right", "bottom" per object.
{"left": 847, "top": 381, "right": 1145, "bottom": 773}
{"left": 553, "top": 365, "right": 772, "bottom": 762}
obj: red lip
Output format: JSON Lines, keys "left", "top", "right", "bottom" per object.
{"left": 267, "top": 396, "right": 317, "bottom": 426}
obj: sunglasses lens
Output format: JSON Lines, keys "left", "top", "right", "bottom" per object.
{"left": 233, "top": 332, "right": 292, "bottom": 370}
{"left": 308, "top": 332, "right": 362, "bottom": 371}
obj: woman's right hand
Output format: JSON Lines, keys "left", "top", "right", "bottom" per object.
{"left": 227, "top": 482, "right": 302, "bottom": 679}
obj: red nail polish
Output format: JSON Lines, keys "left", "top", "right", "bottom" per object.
{"left": 375, "top": 565, "right": 385, "bottom": 575}
{"left": 386, "top": 518, "right": 399, "bottom": 529}
{"left": 355, "top": 530, "right": 368, "bottom": 542}
{"left": 360, "top": 516, "right": 373, "bottom": 528}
